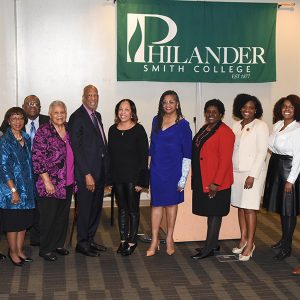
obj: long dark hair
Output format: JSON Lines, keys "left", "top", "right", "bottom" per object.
{"left": 156, "top": 90, "right": 183, "bottom": 131}
{"left": 114, "top": 99, "right": 138, "bottom": 124}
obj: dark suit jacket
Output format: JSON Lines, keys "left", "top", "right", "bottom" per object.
{"left": 37, "top": 114, "right": 50, "bottom": 127}
{"left": 68, "top": 105, "right": 108, "bottom": 184}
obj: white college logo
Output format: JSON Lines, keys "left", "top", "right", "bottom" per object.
{"left": 127, "top": 13, "right": 177, "bottom": 63}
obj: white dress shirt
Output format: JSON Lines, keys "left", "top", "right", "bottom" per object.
{"left": 25, "top": 116, "right": 40, "bottom": 135}
{"left": 268, "top": 120, "right": 300, "bottom": 183}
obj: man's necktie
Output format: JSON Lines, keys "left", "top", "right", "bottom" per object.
{"left": 30, "top": 121, "right": 36, "bottom": 146}
{"left": 91, "top": 112, "right": 105, "bottom": 145}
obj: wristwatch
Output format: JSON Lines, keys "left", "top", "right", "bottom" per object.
{"left": 11, "top": 187, "right": 17, "bottom": 193}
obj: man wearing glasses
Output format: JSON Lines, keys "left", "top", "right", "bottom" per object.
{"left": 22, "top": 95, "right": 50, "bottom": 247}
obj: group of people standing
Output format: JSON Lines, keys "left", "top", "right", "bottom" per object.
{"left": 0, "top": 87, "right": 299, "bottom": 276}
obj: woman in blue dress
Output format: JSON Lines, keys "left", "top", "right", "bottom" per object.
{"left": 147, "top": 90, "right": 192, "bottom": 256}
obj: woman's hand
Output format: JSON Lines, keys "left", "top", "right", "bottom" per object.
{"left": 135, "top": 186, "right": 142, "bottom": 192}
{"left": 208, "top": 183, "right": 219, "bottom": 199}
{"left": 44, "top": 181, "right": 55, "bottom": 194}
{"left": 284, "top": 181, "right": 293, "bottom": 193}
{"left": 11, "top": 191, "right": 20, "bottom": 204}
{"left": 244, "top": 176, "right": 254, "bottom": 189}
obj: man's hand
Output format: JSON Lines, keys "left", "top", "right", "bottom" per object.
{"left": 85, "top": 174, "right": 95, "bottom": 192}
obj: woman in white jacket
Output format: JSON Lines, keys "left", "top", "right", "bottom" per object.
{"left": 231, "top": 94, "right": 269, "bottom": 261}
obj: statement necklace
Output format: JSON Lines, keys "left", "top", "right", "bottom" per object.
{"left": 15, "top": 136, "right": 23, "bottom": 142}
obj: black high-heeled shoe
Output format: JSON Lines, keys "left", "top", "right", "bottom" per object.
{"left": 19, "top": 256, "right": 33, "bottom": 263}
{"left": 195, "top": 245, "right": 220, "bottom": 253}
{"left": 8, "top": 251, "right": 23, "bottom": 267}
{"left": 0, "top": 253, "right": 6, "bottom": 261}
{"left": 191, "top": 249, "right": 215, "bottom": 260}
{"left": 122, "top": 243, "right": 137, "bottom": 256}
{"left": 117, "top": 242, "right": 128, "bottom": 254}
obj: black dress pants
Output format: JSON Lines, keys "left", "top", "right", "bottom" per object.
{"left": 29, "top": 201, "right": 40, "bottom": 244}
{"left": 39, "top": 185, "right": 72, "bottom": 255}
{"left": 114, "top": 182, "right": 141, "bottom": 243}
{"left": 76, "top": 181, "right": 104, "bottom": 249}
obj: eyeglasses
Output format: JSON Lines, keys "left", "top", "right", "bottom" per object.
{"left": 25, "top": 101, "right": 40, "bottom": 107}
{"left": 10, "top": 116, "right": 24, "bottom": 122}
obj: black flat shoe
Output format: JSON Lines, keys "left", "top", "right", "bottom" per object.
{"left": 117, "top": 242, "right": 128, "bottom": 254}
{"left": 0, "top": 253, "right": 6, "bottom": 261}
{"left": 273, "top": 248, "right": 291, "bottom": 260}
{"left": 195, "top": 245, "right": 220, "bottom": 252}
{"left": 8, "top": 253, "right": 23, "bottom": 266}
{"left": 271, "top": 240, "right": 284, "bottom": 249}
{"left": 39, "top": 252, "right": 58, "bottom": 262}
{"left": 55, "top": 248, "right": 69, "bottom": 256}
{"left": 90, "top": 242, "right": 107, "bottom": 252}
{"left": 191, "top": 250, "right": 215, "bottom": 260}
{"left": 19, "top": 256, "right": 33, "bottom": 263}
{"left": 122, "top": 243, "right": 137, "bottom": 256}
{"left": 75, "top": 246, "right": 100, "bottom": 257}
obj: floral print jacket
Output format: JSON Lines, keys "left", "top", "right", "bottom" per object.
{"left": 32, "top": 121, "right": 74, "bottom": 199}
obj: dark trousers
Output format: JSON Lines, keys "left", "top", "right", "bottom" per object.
{"left": 39, "top": 185, "right": 72, "bottom": 255}
{"left": 30, "top": 174, "right": 41, "bottom": 244}
{"left": 202, "top": 216, "right": 222, "bottom": 255}
{"left": 280, "top": 215, "right": 297, "bottom": 249}
{"left": 76, "top": 181, "right": 104, "bottom": 249}
{"left": 114, "top": 182, "right": 141, "bottom": 243}
{"left": 29, "top": 205, "right": 40, "bottom": 244}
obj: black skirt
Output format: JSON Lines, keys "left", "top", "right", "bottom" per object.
{"left": 192, "top": 144, "right": 231, "bottom": 217}
{"left": 263, "top": 153, "right": 300, "bottom": 216}
{"left": 1, "top": 209, "right": 34, "bottom": 232}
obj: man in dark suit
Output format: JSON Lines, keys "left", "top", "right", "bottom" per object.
{"left": 69, "top": 85, "right": 108, "bottom": 257}
{"left": 22, "top": 95, "right": 50, "bottom": 246}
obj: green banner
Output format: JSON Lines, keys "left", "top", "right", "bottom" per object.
{"left": 117, "top": 0, "right": 277, "bottom": 83}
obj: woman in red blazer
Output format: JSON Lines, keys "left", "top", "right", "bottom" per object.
{"left": 191, "top": 99, "right": 235, "bottom": 260}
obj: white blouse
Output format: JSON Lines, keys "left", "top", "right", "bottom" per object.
{"left": 268, "top": 120, "right": 300, "bottom": 183}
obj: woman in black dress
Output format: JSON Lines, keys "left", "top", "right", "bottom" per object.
{"left": 191, "top": 99, "right": 235, "bottom": 260}
{"left": 108, "top": 99, "right": 149, "bottom": 256}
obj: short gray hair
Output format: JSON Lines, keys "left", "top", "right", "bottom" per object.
{"left": 48, "top": 100, "right": 67, "bottom": 114}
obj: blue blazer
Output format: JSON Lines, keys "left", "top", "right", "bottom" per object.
{"left": 0, "top": 128, "right": 35, "bottom": 209}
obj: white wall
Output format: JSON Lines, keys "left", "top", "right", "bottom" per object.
{"left": 1, "top": 0, "right": 300, "bottom": 135}
{"left": 0, "top": 0, "right": 17, "bottom": 116}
